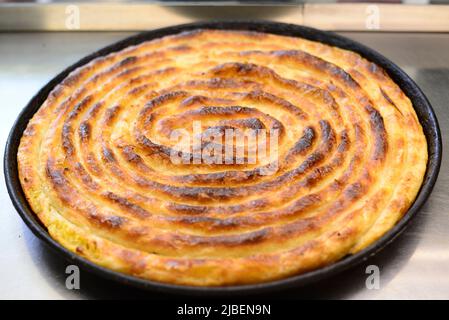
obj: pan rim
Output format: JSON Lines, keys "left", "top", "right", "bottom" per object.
{"left": 3, "top": 20, "right": 442, "bottom": 296}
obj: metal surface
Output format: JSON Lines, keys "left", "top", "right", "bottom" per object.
{"left": 0, "top": 30, "right": 448, "bottom": 299}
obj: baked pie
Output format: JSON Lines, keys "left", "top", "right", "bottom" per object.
{"left": 18, "top": 29, "right": 427, "bottom": 286}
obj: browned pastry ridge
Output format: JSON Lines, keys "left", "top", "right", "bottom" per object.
{"left": 18, "top": 29, "right": 427, "bottom": 286}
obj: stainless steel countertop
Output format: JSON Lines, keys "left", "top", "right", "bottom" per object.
{"left": 0, "top": 31, "right": 448, "bottom": 300}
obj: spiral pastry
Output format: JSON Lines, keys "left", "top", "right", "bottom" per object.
{"left": 18, "top": 30, "right": 427, "bottom": 286}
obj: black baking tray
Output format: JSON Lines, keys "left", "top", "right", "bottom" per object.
{"left": 4, "top": 21, "right": 442, "bottom": 296}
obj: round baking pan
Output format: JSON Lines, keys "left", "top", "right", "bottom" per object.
{"left": 4, "top": 21, "right": 442, "bottom": 296}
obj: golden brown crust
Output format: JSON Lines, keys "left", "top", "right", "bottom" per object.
{"left": 18, "top": 29, "right": 427, "bottom": 286}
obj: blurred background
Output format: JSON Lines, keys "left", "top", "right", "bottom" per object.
{"left": 0, "top": 0, "right": 448, "bottom": 3}
{"left": 1, "top": 0, "right": 448, "bottom": 3}
{"left": 0, "top": 0, "right": 448, "bottom": 31}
